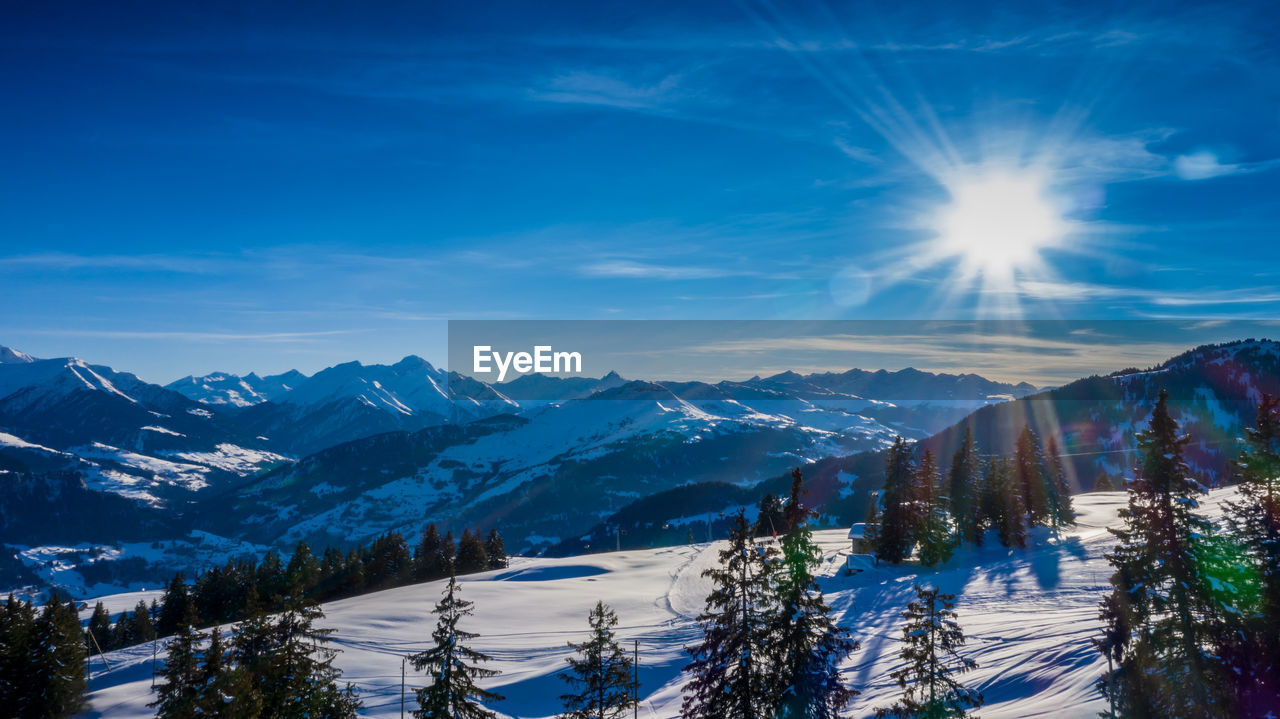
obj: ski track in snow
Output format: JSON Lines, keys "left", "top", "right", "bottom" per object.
{"left": 77, "top": 488, "right": 1240, "bottom": 719}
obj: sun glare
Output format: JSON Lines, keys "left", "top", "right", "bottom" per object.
{"left": 934, "top": 170, "right": 1065, "bottom": 276}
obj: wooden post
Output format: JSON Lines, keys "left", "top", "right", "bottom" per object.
{"left": 633, "top": 638, "right": 639, "bottom": 718}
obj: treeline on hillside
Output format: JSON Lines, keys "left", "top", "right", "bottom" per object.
{"left": 86, "top": 524, "right": 507, "bottom": 656}
{"left": 862, "top": 424, "right": 1075, "bottom": 566}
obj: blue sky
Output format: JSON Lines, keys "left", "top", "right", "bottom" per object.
{"left": 2, "top": 1, "right": 1279, "bottom": 383}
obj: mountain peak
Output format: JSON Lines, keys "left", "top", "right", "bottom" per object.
{"left": 0, "top": 346, "right": 37, "bottom": 364}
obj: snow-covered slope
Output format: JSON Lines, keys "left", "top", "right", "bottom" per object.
{"left": 81, "top": 488, "right": 1231, "bottom": 719}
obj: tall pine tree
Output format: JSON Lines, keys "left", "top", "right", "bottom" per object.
{"left": 681, "top": 510, "right": 778, "bottom": 719}
{"left": 876, "top": 585, "right": 982, "bottom": 719}
{"left": 877, "top": 437, "right": 919, "bottom": 564}
{"left": 410, "top": 571, "right": 504, "bottom": 718}
{"left": 559, "top": 601, "right": 637, "bottom": 719}
{"left": 1097, "top": 389, "right": 1228, "bottom": 718}
{"left": 916, "top": 450, "right": 955, "bottom": 567}
{"left": 947, "top": 427, "right": 982, "bottom": 546}
{"left": 770, "top": 471, "right": 860, "bottom": 718}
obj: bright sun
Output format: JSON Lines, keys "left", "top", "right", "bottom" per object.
{"left": 934, "top": 170, "right": 1065, "bottom": 277}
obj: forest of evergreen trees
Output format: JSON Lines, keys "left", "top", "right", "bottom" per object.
{"left": 3, "top": 391, "right": 1280, "bottom": 717}
{"left": 861, "top": 423, "right": 1076, "bottom": 567}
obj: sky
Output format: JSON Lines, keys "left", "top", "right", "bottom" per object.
{"left": 2, "top": 1, "right": 1279, "bottom": 384}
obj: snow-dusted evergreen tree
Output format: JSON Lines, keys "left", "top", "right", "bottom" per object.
{"left": 916, "top": 450, "right": 955, "bottom": 567}
{"left": 1043, "top": 436, "right": 1075, "bottom": 531}
{"left": 151, "top": 605, "right": 206, "bottom": 718}
{"left": 769, "top": 471, "right": 860, "bottom": 718}
{"left": 1224, "top": 392, "right": 1280, "bottom": 710}
{"left": 876, "top": 585, "right": 982, "bottom": 719}
{"left": 877, "top": 437, "right": 918, "bottom": 564}
{"left": 1097, "top": 389, "right": 1228, "bottom": 718}
{"left": 265, "top": 601, "right": 361, "bottom": 717}
{"left": 947, "top": 427, "right": 982, "bottom": 545}
{"left": 411, "top": 571, "right": 504, "bottom": 719}
{"left": 1093, "top": 471, "right": 1115, "bottom": 492}
{"left": 681, "top": 510, "right": 779, "bottom": 719}
{"left": 558, "top": 601, "right": 636, "bottom": 719}
{"left": 755, "top": 492, "right": 786, "bottom": 537}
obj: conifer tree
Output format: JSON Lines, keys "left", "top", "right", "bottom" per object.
{"left": 410, "top": 571, "right": 504, "bottom": 718}
{"left": 484, "top": 530, "right": 508, "bottom": 570}
{"left": 456, "top": 529, "right": 490, "bottom": 575}
{"left": 1097, "top": 389, "right": 1228, "bottom": 718}
{"left": 86, "top": 601, "right": 111, "bottom": 654}
{"left": 877, "top": 437, "right": 918, "bottom": 564}
{"left": 984, "top": 458, "right": 1025, "bottom": 548}
{"left": 947, "top": 428, "right": 982, "bottom": 545}
{"left": 559, "top": 601, "right": 637, "bottom": 719}
{"left": 33, "top": 593, "right": 87, "bottom": 718}
{"left": 1224, "top": 393, "right": 1280, "bottom": 710}
{"left": 285, "top": 540, "right": 321, "bottom": 595}
{"left": 755, "top": 492, "right": 785, "bottom": 537}
{"left": 1013, "top": 425, "right": 1049, "bottom": 525}
{"left": 416, "top": 524, "right": 449, "bottom": 580}
{"left": 916, "top": 450, "right": 955, "bottom": 567}
{"left": 876, "top": 585, "right": 982, "bottom": 719}
{"left": 1043, "top": 436, "right": 1075, "bottom": 531}
{"left": 263, "top": 601, "right": 362, "bottom": 718}
{"left": 1093, "top": 471, "right": 1115, "bottom": 492}
{"left": 0, "top": 593, "right": 39, "bottom": 715}
{"left": 157, "top": 572, "right": 195, "bottom": 637}
{"left": 862, "top": 492, "right": 882, "bottom": 560}
{"left": 681, "top": 510, "right": 779, "bottom": 719}
{"left": 131, "top": 598, "right": 156, "bottom": 643}
{"left": 151, "top": 604, "right": 206, "bottom": 719}
{"left": 770, "top": 472, "right": 859, "bottom": 718}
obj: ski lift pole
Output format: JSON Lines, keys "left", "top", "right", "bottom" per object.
{"left": 87, "top": 628, "right": 111, "bottom": 675}
{"left": 633, "top": 638, "right": 639, "bottom": 719}
{"left": 401, "top": 656, "right": 406, "bottom": 719}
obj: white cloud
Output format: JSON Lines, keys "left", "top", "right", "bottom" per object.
{"left": 1174, "top": 151, "right": 1240, "bottom": 180}
{"left": 579, "top": 260, "right": 751, "bottom": 280}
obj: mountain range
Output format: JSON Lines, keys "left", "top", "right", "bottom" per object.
{"left": 1, "top": 339, "right": 1274, "bottom": 598}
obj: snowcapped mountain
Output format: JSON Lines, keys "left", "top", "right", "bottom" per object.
{"left": 81, "top": 488, "right": 1233, "bottom": 719}
{"left": 0, "top": 346, "right": 35, "bottom": 364}
{"left": 0, "top": 348, "right": 289, "bottom": 506}
{"left": 165, "top": 369, "right": 307, "bottom": 407}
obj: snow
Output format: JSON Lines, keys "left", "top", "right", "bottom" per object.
{"left": 79, "top": 487, "right": 1242, "bottom": 718}
{"left": 0, "top": 430, "right": 70, "bottom": 455}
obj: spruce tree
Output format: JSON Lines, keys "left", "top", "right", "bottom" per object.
{"left": 34, "top": 593, "right": 87, "bottom": 718}
{"left": 1093, "top": 471, "right": 1115, "bottom": 492}
{"left": 755, "top": 492, "right": 786, "bottom": 537}
{"left": 770, "top": 473, "right": 859, "bottom": 718}
{"left": 947, "top": 427, "right": 981, "bottom": 545}
{"left": 416, "top": 524, "right": 450, "bottom": 580}
{"left": 151, "top": 604, "right": 206, "bottom": 719}
{"left": 916, "top": 450, "right": 955, "bottom": 567}
{"left": 985, "top": 458, "right": 1025, "bottom": 548}
{"left": 1013, "top": 425, "right": 1049, "bottom": 526}
{"left": 263, "top": 601, "right": 362, "bottom": 718}
{"left": 86, "top": 601, "right": 112, "bottom": 654}
{"left": 157, "top": 572, "right": 195, "bottom": 637}
{"left": 0, "top": 594, "right": 38, "bottom": 715}
{"left": 410, "top": 571, "right": 504, "bottom": 718}
{"left": 877, "top": 437, "right": 918, "bottom": 564}
{"left": 456, "top": 529, "right": 490, "bottom": 575}
{"left": 559, "top": 601, "right": 637, "bottom": 719}
{"left": 1043, "top": 436, "right": 1075, "bottom": 531}
{"left": 681, "top": 510, "right": 779, "bottom": 719}
{"left": 285, "top": 540, "right": 321, "bottom": 596}
{"left": 1097, "top": 389, "right": 1228, "bottom": 718}
{"left": 1224, "top": 393, "right": 1280, "bottom": 710}
{"left": 876, "top": 585, "right": 982, "bottom": 719}
{"left": 484, "top": 530, "right": 508, "bottom": 570}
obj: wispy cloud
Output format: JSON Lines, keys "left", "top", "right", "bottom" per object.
{"left": 579, "top": 260, "right": 757, "bottom": 280}
{"left": 22, "top": 329, "right": 359, "bottom": 343}
{"left": 529, "top": 69, "right": 687, "bottom": 110}
{"left": 1018, "top": 279, "right": 1280, "bottom": 307}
